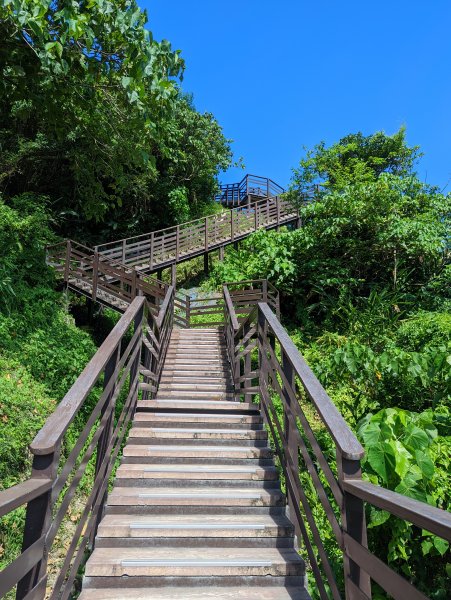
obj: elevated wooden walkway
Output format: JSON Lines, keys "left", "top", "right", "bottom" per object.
{"left": 93, "top": 193, "right": 298, "bottom": 276}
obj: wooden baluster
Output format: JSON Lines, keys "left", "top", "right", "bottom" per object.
{"left": 131, "top": 269, "right": 137, "bottom": 299}
{"left": 16, "top": 450, "right": 60, "bottom": 599}
{"left": 276, "top": 196, "right": 280, "bottom": 229}
{"left": 64, "top": 239, "right": 71, "bottom": 286}
{"left": 186, "top": 294, "right": 191, "bottom": 328}
{"left": 204, "top": 217, "right": 209, "bottom": 251}
{"left": 231, "top": 210, "right": 234, "bottom": 242}
{"left": 92, "top": 344, "right": 121, "bottom": 539}
{"left": 150, "top": 231, "right": 154, "bottom": 270}
{"left": 176, "top": 226, "right": 180, "bottom": 261}
{"left": 91, "top": 251, "right": 99, "bottom": 301}
{"left": 337, "top": 452, "right": 372, "bottom": 600}
{"left": 121, "top": 239, "right": 126, "bottom": 264}
{"left": 254, "top": 202, "right": 258, "bottom": 230}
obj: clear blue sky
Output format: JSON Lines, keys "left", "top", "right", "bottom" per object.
{"left": 143, "top": 0, "right": 451, "bottom": 190}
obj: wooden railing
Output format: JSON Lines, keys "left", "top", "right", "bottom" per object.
{"left": 94, "top": 194, "right": 298, "bottom": 271}
{"left": 47, "top": 240, "right": 168, "bottom": 313}
{"left": 215, "top": 174, "right": 285, "bottom": 207}
{"left": 223, "top": 298, "right": 451, "bottom": 600}
{"left": 0, "top": 297, "right": 146, "bottom": 600}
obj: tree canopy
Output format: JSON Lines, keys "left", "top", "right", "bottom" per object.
{"left": 0, "top": 0, "right": 231, "bottom": 235}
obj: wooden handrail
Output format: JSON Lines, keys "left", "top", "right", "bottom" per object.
{"left": 222, "top": 298, "right": 451, "bottom": 600}
{"left": 0, "top": 479, "right": 52, "bottom": 518}
{"left": 343, "top": 479, "right": 451, "bottom": 541}
{"left": 31, "top": 297, "right": 145, "bottom": 455}
{"left": 258, "top": 302, "right": 364, "bottom": 461}
{"left": 223, "top": 285, "right": 239, "bottom": 331}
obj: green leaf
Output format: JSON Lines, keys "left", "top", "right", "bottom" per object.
{"left": 367, "top": 442, "right": 396, "bottom": 483}
{"left": 433, "top": 536, "right": 449, "bottom": 556}
{"left": 403, "top": 425, "right": 430, "bottom": 451}
{"left": 415, "top": 450, "right": 434, "bottom": 479}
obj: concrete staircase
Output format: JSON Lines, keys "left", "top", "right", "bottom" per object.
{"left": 80, "top": 328, "right": 310, "bottom": 599}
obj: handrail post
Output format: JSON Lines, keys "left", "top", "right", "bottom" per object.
{"left": 281, "top": 348, "right": 299, "bottom": 535}
{"left": 64, "top": 239, "right": 71, "bottom": 285}
{"left": 262, "top": 279, "right": 268, "bottom": 303}
{"left": 254, "top": 202, "right": 258, "bottom": 230}
{"left": 150, "top": 231, "right": 154, "bottom": 270}
{"left": 204, "top": 217, "right": 209, "bottom": 251}
{"left": 186, "top": 294, "right": 191, "bottom": 328}
{"left": 276, "top": 196, "right": 280, "bottom": 229}
{"left": 231, "top": 210, "right": 234, "bottom": 242}
{"left": 131, "top": 268, "right": 137, "bottom": 299}
{"left": 121, "top": 239, "right": 126, "bottom": 264}
{"left": 17, "top": 450, "right": 60, "bottom": 599}
{"left": 176, "top": 226, "right": 180, "bottom": 260}
{"left": 91, "top": 251, "right": 99, "bottom": 301}
{"left": 337, "top": 452, "right": 372, "bottom": 599}
{"left": 92, "top": 343, "right": 121, "bottom": 540}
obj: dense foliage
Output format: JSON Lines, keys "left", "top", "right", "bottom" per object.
{"left": 209, "top": 129, "right": 451, "bottom": 597}
{"left": 0, "top": 0, "right": 232, "bottom": 240}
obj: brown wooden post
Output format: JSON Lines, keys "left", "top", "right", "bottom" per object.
{"left": 281, "top": 348, "right": 299, "bottom": 535}
{"left": 131, "top": 268, "right": 137, "bottom": 299}
{"left": 262, "top": 279, "right": 268, "bottom": 303}
{"left": 204, "top": 252, "right": 209, "bottom": 276}
{"left": 337, "top": 452, "right": 372, "bottom": 600}
{"left": 266, "top": 197, "right": 270, "bottom": 225}
{"left": 231, "top": 210, "right": 234, "bottom": 242}
{"left": 266, "top": 178, "right": 270, "bottom": 197}
{"left": 254, "top": 203, "right": 258, "bottom": 231}
{"left": 276, "top": 197, "right": 280, "bottom": 230}
{"left": 64, "top": 239, "right": 72, "bottom": 285}
{"left": 92, "top": 344, "right": 121, "bottom": 540}
{"left": 91, "top": 251, "right": 99, "bottom": 301}
{"left": 16, "top": 451, "right": 60, "bottom": 599}
{"left": 170, "top": 263, "right": 177, "bottom": 288}
{"left": 204, "top": 217, "right": 209, "bottom": 252}
{"left": 186, "top": 294, "right": 191, "bottom": 328}
{"left": 219, "top": 245, "right": 225, "bottom": 261}
{"left": 121, "top": 239, "right": 126, "bottom": 264}
{"left": 175, "top": 226, "right": 180, "bottom": 261}
{"left": 150, "top": 231, "right": 155, "bottom": 270}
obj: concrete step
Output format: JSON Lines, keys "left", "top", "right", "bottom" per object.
{"left": 128, "top": 427, "right": 267, "bottom": 442}
{"left": 79, "top": 585, "right": 310, "bottom": 599}
{"left": 106, "top": 486, "right": 286, "bottom": 512}
{"left": 96, "top": 514, "right": 295, "bottom": 542}
{"left": 137, "top": 399, "right": 258, "bottom": 413}
{"left": 155, "top": 392, "right": 236, "bottom": 401}
{"left": 115, "top": 463, "right": 278, "bottom": 486}
{"left": 133, "top": 412, "right": 263, "bottom": 427}
{"left": 84, "top": 546, "right": 305, "bottom": 580}
{"left": 122, "top": 444, "right": 272, "bottom": 461}
{"left": 158, "top": 383, "right": 234, "bottom": 392}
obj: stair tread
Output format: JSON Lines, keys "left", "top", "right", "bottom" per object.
{"left": 85, "top": 546, "right": 304, "bottom": 576}
{"left": 79, "top": 586, "right": 310, "bottom": 599}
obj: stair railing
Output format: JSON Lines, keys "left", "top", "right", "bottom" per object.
{"left": 47, "top": 240, "right": 168, "bottom": 312}
{"left": 0, "top": 297, "right": 145, "bottom": 600}
{"left": 94, "top": 194, "right": 298, "bottom": 270}
{"left": 223, "top": 299, "right": 451, "bottom": 600}
{"left": 141, "top": 285, "right": 175, "bottom": 399}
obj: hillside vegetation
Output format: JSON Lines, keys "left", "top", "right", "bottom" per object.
{"left": 0, "top": 1, "right": 450, "bottom": 597}
{"left": 208, "top": 129, "right": 451, "bottom": 597}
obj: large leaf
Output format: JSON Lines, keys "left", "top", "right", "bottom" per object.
{"left": 367, "top": 442, "right": 397, "bottom": 483}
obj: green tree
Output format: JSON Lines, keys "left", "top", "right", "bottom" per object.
{"left": 291, "top": 128, "right": 421, "bottom": 191}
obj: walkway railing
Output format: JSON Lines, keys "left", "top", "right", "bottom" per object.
{"left": 223, "top": 297, "right": 451, "bottom": 600}
{"left": 0, "top": 296, "right": 147, "bottom": 600}
{"left": 47, "top": 240, "right": 168, "bottom": 313}
{"left": 94, "top": 194, "right": 298, "bottom": 271}
{"left": 215, "top": 174, "right": 285, "bottom": 207}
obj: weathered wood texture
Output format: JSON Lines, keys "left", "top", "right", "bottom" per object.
{"left": 94, "top": 194, "right": 298, "bottom": 272}
{"left": 222, "top": 295, "right": 451, "bottom": 600}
